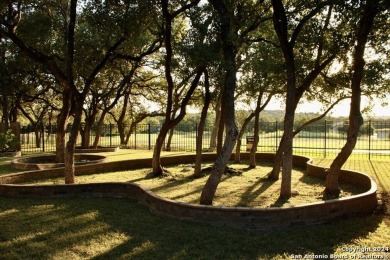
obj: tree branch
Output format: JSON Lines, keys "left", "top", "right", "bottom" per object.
{"left": 293, "top": 96, "right": 350, "bottom": 136}
{"left": 171, "top": 0, "right": 201, "bottom": 18}
{"left": 296, "top": 52, "right": 337, "bottom": 100}
{"left": 290, "top": 1, "right": 334, "bottom": 48}
{"left": 84, "top": 36, "right": 126, "bottom": 95}
{"left": 66, "top": 0, "right": 77, "bottom": 88}
{"left": 113, "top": 37, "right": 162, "bottom": 62}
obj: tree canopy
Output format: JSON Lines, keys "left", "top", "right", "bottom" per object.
{"left": 0, "top": 0, "right": 389, "bottom": 203}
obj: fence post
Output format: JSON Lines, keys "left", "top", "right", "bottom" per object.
{"left": 109, "top": 123, "right": 112, "bottom": 147}
{"left": 148, "top": 124, "right": 151, "bottom": 150}
{"left": 275, "top": 121, "right": 278, "bottom": 151}
{"left": 368, "top": 120, "right": 371, "bottom": 160}
{"left": 134, "top": 124, "right": 137, "bottom": 150}
{"left": 41, "top": 123, "right": 45, "bottom": 152}
{"left": 195, "top": 122, "right": 198, "bottom": 142}
{"left": 324, "top": 120, "right": 327, "bottom": 158}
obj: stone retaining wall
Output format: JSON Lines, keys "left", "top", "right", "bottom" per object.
{"left": 74, "top": 146, "right": 119, "bottom": 153}
{"left": 11, "top": 154, "right": 107, "bottom": 170}
{"left": 0, "top": 153, "right": 378, "bottom": 230}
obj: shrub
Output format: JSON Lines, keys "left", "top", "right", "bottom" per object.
{"left": 0, "top": 129, "right": 17, "bottom": 152}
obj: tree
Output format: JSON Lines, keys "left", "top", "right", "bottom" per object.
{"left": 325, "top": 0, "right": 382, "bottom": 195}
{"left": 0, "top": 38, "right": 22, "bottom": 128}
{"left": 109, "top": 83, "right": 164, "bottom": 148}
{"left": 17, "top": 80, "right": 57, "bottom": 149}
{"left": 194, "top": 69, "right": 211, "bottom": 177}
{"left": 200, "top": 0, "right": 272, "bottom": 205}
{"left": 234, "top": 38, "right": 283, "bottom": 163}
{"left": 0, "top": 0, "right": 158, "bottom": 183}
{"left": 268, "top": 0, "right": 343, "bottom": 198}
{"left": 208, "top": 80, "right": 223, "bottom": 151}
{"left": 151, "top": 0, "right": 205, "bottom": 176}
{"left": 200, "top": 0, "right": 239, "bottom": 204}
{"left": 80, "top": 37, "right": 162, "bottom": 149}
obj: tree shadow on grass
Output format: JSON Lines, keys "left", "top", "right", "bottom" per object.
{"left": 297, "top": 171, "right": 367, "bottom": 202}
{"left": 269, "top": 196, "right": 290, "bottom": 207}
{"left": 146, "top": 174, "right": 196, "bottom": 193}
{"left": 237, "top": 176, "right": 275, "bottom": 207}
{"left": 124, "top": 168, "right": 196, "bottom": 194}
{"left": 0, "top": 197, "right": 386, "bottom": 259}
{"left": 192, "top": 163, "right": 249, "bottom": 178}
{"left": 169, "top": 185, "right": 203, "bottom": 201}
{"left": 369, "top": 161, "right": 390, "bottom": 193}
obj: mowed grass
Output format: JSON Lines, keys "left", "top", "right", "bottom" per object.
{"left": 0, "top": 150, "right": 389, "bottom": 259}
{"left": 0, "top": 157, "right": 17, "bottom": 176}
{"left": 313, "top": 158, "right": 390, "bottom": 194}
{"left": 1, "top": 196, "right": 388, "bottom": 260}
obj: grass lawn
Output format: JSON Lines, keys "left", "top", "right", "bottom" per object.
{"left": 0, "top": 150, "right": 389, "bottom": 259}
{"left": 313, "top": 158, "right": 390, "bottom": 194}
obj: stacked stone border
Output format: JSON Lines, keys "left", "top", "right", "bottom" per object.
{"left": 11, "top": 154, "right": 107, "bottom": 170}
{"left": 0, "top": 153, "right": 378, "bottom": 230}
{"left": 75, "top": 146, "right": 119, "bottom": 153}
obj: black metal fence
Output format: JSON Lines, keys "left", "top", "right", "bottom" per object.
{"left": 19, "top": 120, "right": 390, "bottom": 160}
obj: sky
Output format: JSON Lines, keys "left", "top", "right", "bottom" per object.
{"left": 265, "top": 96, "right": 390, "bottom": 118}
{"left": 185, "top": 96, "right": 390, "bottom": 118}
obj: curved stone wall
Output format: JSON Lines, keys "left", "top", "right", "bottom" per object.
{"left": 0, "top": 153, "right": 378, "bottom": 230}
{"left": 75, "top": 146, "right": 119, "bottom": 153}
{"left": 11, "top": 154, "right": 107, "bottom": 170}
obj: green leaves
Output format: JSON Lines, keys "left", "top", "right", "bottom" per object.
{"left": 0, "top": 129, "right": 17, "bottom": 151}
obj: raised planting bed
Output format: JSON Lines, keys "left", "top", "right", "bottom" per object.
{"left": 74, "top": 146, "right": 119, "bottom": 153}
{"left": 11, "top": 154, "right": 107, "bottom": 170}
{"left": 0, "top": 153, "right": 378, "bottom": 230}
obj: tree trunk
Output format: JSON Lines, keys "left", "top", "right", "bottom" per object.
{"left": 124, "top": 122, "right": 136, "bottom": 146}
{"left": 2, "top": 95, "right": 9, "bottom": 129}
{"left": 92, "top": 111, "right": 108, "bottom": 148}
{"left": 280, "top": 108, "right": 295, "bottom": 198}
{"left": 268, "top": 134, "right": 284, "bottom": 180}
{"left": 112, "top": 91, "right": 130, "bottom": 147}
{"left": 9, "top": 99, "right": 18, "bottom": 123}
{"left": 200, "top": 122, "right": 238, "bottom": 206}
{"left": 117, "top": 123, "right": 126, "bottom": 146}
{"left": 209, "top": 99, "right": 221, "bottom": 151}
{"left": 64, "top": 141, "right": 76, "bottom": 184}
{"left": 80, "top": 113, "right": 97, "bottom": 149}
{"left": 194, "top": 70, "right": 211, "bottom": 177}
{"left": 80, "top": 123, "right": 92, "bottom": 149}
{"left": 200, "top": 0, "right": 238, "bottom": 205}
{"left": 250, "top": 93, "right": 272, "bottom": 167}
{"left": 216, "top": 91, "right": 225, "bottom": 155}
{"left": 165, "top": 108, "right": 178, "bottom": 151}
{"left": 249, "top": 95, "right": 262, "bottom": 168}
{"left": 235, "top": 113, "right": 254, "bottom": 163}
{"left": 325, "top": 0, "right": 378, "bottom": 196}
{"left": 55, "top": 110, "right": 67, "bottom": 163}
{"left": 165, "top": 127, "right": 174, "bottom": 151}
{"left": 152, "top": 123, "right": 171, "bottom": 175}
{"left": 34, "top": 126, "right": 41, "bottom": 148}
{"left": 55, "top": 83, "right": 73, "bottom": 163}
{"left": 64, "top": 95, "right": 85, "bottom": 184}
{"left": 267, "top": 0, "right": 296, "bottom": 197}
